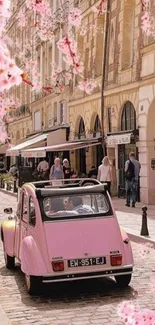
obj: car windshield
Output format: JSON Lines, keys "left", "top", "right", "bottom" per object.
{"left": 43, "top": 193, "right": 111, "bottom": 220}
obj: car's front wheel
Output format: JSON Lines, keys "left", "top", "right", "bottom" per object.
{"left": 115, "top": 274, "right": 132, "bottom": 288}
{"left": 25, "top": 275, "right": 42, "bottom": 295}
{"left": 4, "top": 251, "right": 15, "bottom": 269}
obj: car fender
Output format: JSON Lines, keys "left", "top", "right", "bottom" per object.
{"left": 21, "top": 236, "right": 47, "bottom": 276}
{"left": 120, "top": 229, "right": 134, "bottom": 266}
{"left": 1, "top": 219, "right": 16, "bottom": 257}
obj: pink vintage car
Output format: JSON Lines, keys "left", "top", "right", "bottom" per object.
{"left": 1, "top": 179, "right": 133, "bottom": 295}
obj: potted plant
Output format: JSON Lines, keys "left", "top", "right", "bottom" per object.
{"left": 0, "top": 174, "right": 4, "bottom": 188}
{"left": 3, "top": 174, "right": 14, "bottom": 191}
{"left": 0, "top": 174, "right": 5, "bottom": 188}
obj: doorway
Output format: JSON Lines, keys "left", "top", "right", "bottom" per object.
{"left": 118, "top": 101, "right": 140, "bottom": 200}
{"left": 118, "top": 143, "right": 137, "bottom": 198}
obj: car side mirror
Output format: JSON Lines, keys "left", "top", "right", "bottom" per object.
{"left": 4, "top": 207, "right": 13, "bottom": 214}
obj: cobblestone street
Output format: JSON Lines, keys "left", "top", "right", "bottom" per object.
{"left": 0, "top": 193, "right": 155, "bottom": 325}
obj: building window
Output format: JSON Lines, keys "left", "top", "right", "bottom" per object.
{"left": 94, "top": 115, "right": 101, "bottom": 134}
{"left": 48, "top": 106, "right": 53, "bottom": 127}
{"left": 60, "top": 103, "right": 63, "bottom": 124}
{"left": 78, "top": 117, "right": 85, "bottom": 138}
{"left": 121, "top": 101, "right": 136, "bottom": 131}
{"left": 34, "top": 111, "right": 41, "bottom": 131}
{"left": 108, "top": 108, "right": 112, "bottom": 133}
{"left": 53, "top": 102, "right": 57, "bottom": 125}
{"left": 121, "top": 0, "right": 134, "bottom": 70}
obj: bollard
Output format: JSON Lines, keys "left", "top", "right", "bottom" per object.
{"left": 140, "top": 206, "right": 149, "bottom": 236}
{"left": 13, "top": 179, "right": 17, "bottom": 193}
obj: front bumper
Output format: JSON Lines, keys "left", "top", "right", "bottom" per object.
{"left": 42, "top": 266, "right": 133, "bottom": 283}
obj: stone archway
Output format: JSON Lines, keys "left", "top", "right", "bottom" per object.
{"left": 118, "top": 101, "right": 138, "bottom": 198}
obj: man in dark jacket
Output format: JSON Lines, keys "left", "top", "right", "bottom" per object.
{"left": 88, "top": 166, "right": 98, "bottom": 179}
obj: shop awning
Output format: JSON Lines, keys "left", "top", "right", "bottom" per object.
{"left": 107, "top": 133, "right": 132, "bottom": 146}
{"left": 21, "top": 140, "right": 100, "bottom": 158}
{"left": 6, "top": 133, "right": 48, "bottom": 157}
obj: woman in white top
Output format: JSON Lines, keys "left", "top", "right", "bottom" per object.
{"left": 97, "top": 156, "right": 112, "bottom": 195}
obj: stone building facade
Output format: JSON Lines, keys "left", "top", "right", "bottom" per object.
{"left": 69, "top": 0, "right": 155, "bottom": 204}
{"left": 5, "top": 0, "right": 33, "bottom": 146}
{"left": 69, "top": 0, "right": 105, "bottom": 178}
{"left": 5, "top": 0, "right": 155, "bottom": 203}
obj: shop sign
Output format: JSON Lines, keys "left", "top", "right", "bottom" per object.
{"left": 107, "top": 133, "right": 131, "bottom": 146}
{"left": 21, "top": 150, "right": 46, "bottom": 158}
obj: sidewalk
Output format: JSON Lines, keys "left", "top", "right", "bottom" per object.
{"left": 113, "top": 198, "right": 155, "bottom": 245}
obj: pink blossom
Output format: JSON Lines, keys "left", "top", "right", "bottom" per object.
{"left": 118, "top": 301, "right": 155, "bottom": 325}
{"left": 17, "top": 9, "right": 27, "bottom": 28}
{"left": 141, "top": 12, "right": 151, "bottom": 34}
{"left": 68, "top": 8, "right": 82, "bottom": 27}
{"left": 92, "top": 0, "right": 107, "bottom": 15}
{"left": 117, "top": 301, "right": 138, "bottom": 321}
{"left": 78, "top": 79, "right": 96, "bottom": 94}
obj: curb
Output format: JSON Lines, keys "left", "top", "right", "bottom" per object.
{"left": 0, "top": 305, "right": 12, "bottom": 325}
{"left": 127, "top": 232, "right": 155, "bottom": 248}
{"left": 0, "top": 189, "right": 17, "bottom": 198}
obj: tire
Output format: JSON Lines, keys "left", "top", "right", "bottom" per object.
{"left": 25, "top": 275, "right": 42, "bottom": 295}
{"left": 115, "top": 274, "right": 132, "bottom": 288}
{"left": 4, "top": 251, "right": 15, "bottom": 269}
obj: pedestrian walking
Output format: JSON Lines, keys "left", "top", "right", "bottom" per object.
{"left": 63, "top": 159, "right": 71, "bottom": 183}
{"left": 37, "top": 158, "right": 49, "bottom": 180}
{"left": 97, "top": 156, "right": 113, "bottom": 195}
{"left": 9, "top": 164, "right": 18, "bottom": 178}
{"left": 125, "top": 152, "right": 141, "bottom": 207}
{"left": 49, "top": 157, "right": 64, "bottom": 186}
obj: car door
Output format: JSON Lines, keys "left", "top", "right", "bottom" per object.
{"left": 18, "top": 190, "right": 29, "bottom": 260}
{"left": 14, "top": 189, "right": 23, "bottom": 259}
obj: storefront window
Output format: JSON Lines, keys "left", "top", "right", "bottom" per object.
{"left": 121, "top": 101, "right": 136, "bottom": 131}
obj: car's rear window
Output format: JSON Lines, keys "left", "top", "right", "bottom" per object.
{"left": 43, "top": 193, "right": 111, "bottom": 220}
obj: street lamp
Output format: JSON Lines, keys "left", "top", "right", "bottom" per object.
{"left": 101, "top": 0, "right": 111, "bottom": 157}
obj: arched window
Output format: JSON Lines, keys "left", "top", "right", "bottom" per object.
{"left": 78, "top": 117, "right": 85, "bottom": 137}
{"left": 121, "top": 101, "right": 136, "bottom": 131}
{"left": 94, "top": 115, "right": 101, "bottom": 134}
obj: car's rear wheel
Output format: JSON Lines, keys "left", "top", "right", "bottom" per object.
{"left": 115, "top": 274, "right": 132, "bottom": 288}
{"left": 25, "top": 275, "right": 42, "bottom": 295}
{"left": 4, "top": 251, "right": 15, "bottom": 269}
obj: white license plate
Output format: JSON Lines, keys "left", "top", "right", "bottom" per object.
{"left": 68, "top": 257, "right": 106, "bottom": 268}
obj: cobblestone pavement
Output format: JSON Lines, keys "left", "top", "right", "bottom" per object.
{"left": 0, "top": 193, "right": 155, "bottom": 325}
